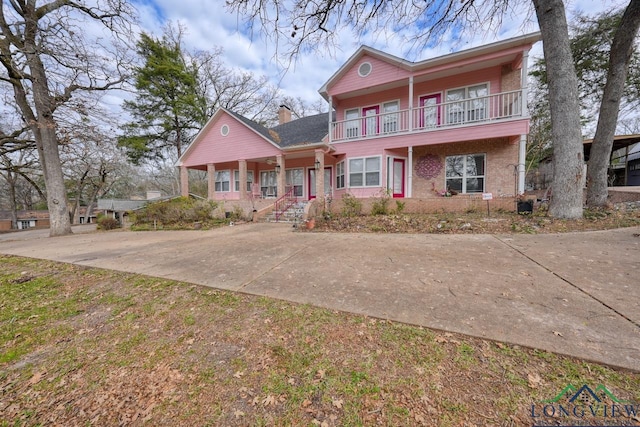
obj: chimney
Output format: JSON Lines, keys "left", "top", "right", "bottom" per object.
{"left": 278, "top": 104, "right": 292, "bottom": 125}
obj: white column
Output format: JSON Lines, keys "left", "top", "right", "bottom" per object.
{"left": 408, "top": 146, "right": 413, "bottom": 198}
{"left": 521, "top": 49, "right": 529, "bottom": 117}
{"left": 327, "top": 95, "right": 333, "bottom": 143}
{"left": 518, "top": 135, "right": 526, "bottom": 195}
{"left": 408, "top": 76, "right": 414, "bottom": 131}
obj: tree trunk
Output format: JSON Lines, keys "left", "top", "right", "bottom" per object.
{"left": 533, "top": 0, "right": 585, "bottom": 219}
{"left": 22, "top": 16, "right": 72, "bottom": 237}
{"left": 39, "top": 125, "right": 73, "bottom": 236}
{"left": 587, "top": 0, "right": 640, "bottom": 207}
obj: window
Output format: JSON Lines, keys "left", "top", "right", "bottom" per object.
{"left": 215, "top": 170, "right": 230, "bottom": 192}
{"left": 234, "top": 170, "right": 254, "bottom": 192}
{"left": 220, "top": 124, "right": 230, "bottom": 136}
{"left": 345, "top": 109, "right": 360, "bottom": 138}
{"left": 336, "top": 161, "right": 345, "bottom": 189}
{"left": 382, "top": 101, "right": 399, "bottom": 133}
{"left": 358, "top": 62, "right": 372, "bottom": 77}
{"left": 445, "top": 154, "right": 485, "bottom": 193}
{"left": 349, "top": 157, "right": 381, "bottom": 187}
{"left": 446, "top": 83, "right": 488, "bottom": 125}
{"left": 260, "top": 170, "right": 277, "bottom": 197}
{"left": 285, "top": 168, "right": 304, "bottom": 197}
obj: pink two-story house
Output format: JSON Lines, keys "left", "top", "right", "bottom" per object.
{"left": 177, "top": 33, "right": 540, "bottom": 215}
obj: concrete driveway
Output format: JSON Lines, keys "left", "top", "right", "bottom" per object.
{"left": 1, "top": 223, "right": 639, "bottom": 371}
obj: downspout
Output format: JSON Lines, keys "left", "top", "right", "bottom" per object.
{"left": 518, "top": 135, "right": 526, "bottom": 194}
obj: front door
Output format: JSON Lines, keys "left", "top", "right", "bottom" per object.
{"left": 308, "top": 167, "right": 332, "bottom": 200}
{"left": 362, "top": 106, "right": 380, "bottom": 136}
{"left": 420, "top": 94, "right": 441, "bottom": 128}
{"left": 391, "top": 158, "right": 405, "bottom": 198}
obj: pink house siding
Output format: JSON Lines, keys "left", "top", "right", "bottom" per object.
{"left": 329, "top": 54, "right": 411, "bottom": 96}
{"left": 181, "top": 111, "right": 280, "bottom": 168}
{"left": 178, "top": 33, "right": 540, "bottom": 211}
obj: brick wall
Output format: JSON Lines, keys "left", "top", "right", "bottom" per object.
{"left": 412, "top": 138, "right": 519, "bottom": 199}
{"left": 501, "top": 64, "right": 521, "bottom": 92}
{"left": 327, "top": 195, "right": 516, "bottom": 214}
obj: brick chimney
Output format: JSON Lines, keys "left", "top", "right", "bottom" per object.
{"left": 278, "top": 105, "right": 292, "bottom": 125}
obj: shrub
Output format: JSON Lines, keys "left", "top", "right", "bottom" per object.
{"left": 97, "top": 215, "right": 119, "bottom": 230}
{"left": 395, "top": 200, "right": 406, "bottom": 214}
{"left": 131, "top": 197, "right": 220, "bottom": 229}
{"left": 370, "top": 190, "right": 391, "bottom": 216}
{"left": 341, "top": 193, "right": 362, "bottom": 217}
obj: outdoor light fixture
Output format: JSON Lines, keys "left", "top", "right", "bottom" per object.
{"left": 315, "top": 159, "right": 321, "bottom": 170}
{"left": 275, "top": 164, "right": 281, "bottom": 174}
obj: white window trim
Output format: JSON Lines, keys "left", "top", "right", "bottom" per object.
{"left": 445, "top": 153, "right": 486, "bottom": 194}
{"left": 382, "top": 99, "right": 400, "bottom": 134}
{"left": 336, "top": 160, "right": 346, "bottom": 189}
{"left": 348, "top": 155, "right": 382, "bottom": 188}
{"left": 215, "top": 169, "right": 231, "bottom": 193}
{"left": 220, "top": 124, "right": 230, "bottom": 136}
{"left": 285, "top": 167, "right": 304, "bottom": 198}
{"left": 358, "top": 61, "right": 372, "bottom": 77}
{"left": 445, "top": 82, "right": 490, "bottom": 125}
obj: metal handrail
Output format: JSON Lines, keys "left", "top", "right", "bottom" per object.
{"left": 274, "top": 187, "right": 297, "bottom": 222}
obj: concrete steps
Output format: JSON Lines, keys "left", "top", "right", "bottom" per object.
{"left": 263, "top": 202, "right": 306, "bottom": 223}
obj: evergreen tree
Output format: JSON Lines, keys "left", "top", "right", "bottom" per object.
{"left": 119, "top": 33, "right": 205, "bottom": 164}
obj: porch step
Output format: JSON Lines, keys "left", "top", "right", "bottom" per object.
{"left": 262, "top": 202, "right": 306, "bottom": 223}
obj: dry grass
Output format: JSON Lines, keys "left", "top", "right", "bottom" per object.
{"left": 1, "top": 256, "right": 639, "bottom": 426}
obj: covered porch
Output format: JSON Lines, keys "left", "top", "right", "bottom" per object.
{"left": 179, "top": 144, "right": 336, "bottom": 204}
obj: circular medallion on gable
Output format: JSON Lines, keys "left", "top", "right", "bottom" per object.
{"left": 358, "top": 62, "right": 372, "bottom": 77}
{"left": 221, "top": 124, "right": 230, "bottom": 136}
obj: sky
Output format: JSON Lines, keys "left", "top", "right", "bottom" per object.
{"left": 112, "top": 0, "right": 627, "bottom": 113}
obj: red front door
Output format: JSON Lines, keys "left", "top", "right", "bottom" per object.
{"left": 391, "top": 158, "right": 405, "bottom": 198}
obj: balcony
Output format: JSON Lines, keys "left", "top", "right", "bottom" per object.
{"left": 331, "top": 90, "right": 524, "bottom": 143}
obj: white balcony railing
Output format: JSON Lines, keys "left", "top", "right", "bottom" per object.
{"left": 331, "top": 90, "right": 523, "bottom": 143}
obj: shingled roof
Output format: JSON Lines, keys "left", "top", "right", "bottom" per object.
{"left": 270, "top": 112, "right": 332, "bottom": 147}
{"left": 226, "top": 110, "right": 332, "bottom": 148}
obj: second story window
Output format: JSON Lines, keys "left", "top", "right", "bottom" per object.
{"left": 446, "top": 83, "right": 488, "bottom": 125}
{"left": 345, "top": 109, "right": 360, "bottom": 138}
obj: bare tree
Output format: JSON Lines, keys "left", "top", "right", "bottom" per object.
{"left": 194, "top": 48, "right": 281, "bottom": 124}
{"left": 229, "top": 0, "right": 640, "bottom": 218}
{"left": 0, "top": 148, "right": 43, "bottom": 229}
{"left": 0, "top": 1, "right": 135, "bottom": 236}
{"left": 58, "top": 104, "right": 130, "bottom": 224}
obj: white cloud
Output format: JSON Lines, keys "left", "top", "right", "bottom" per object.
{"left": 127, "top": 0, "right": 627, "bottom": 113}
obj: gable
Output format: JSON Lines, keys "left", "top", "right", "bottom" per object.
{"left": 328, "top": 53, "right": 412, "bottom": 97}
{"left": 180, "top": 111, "right": 281, "bottom": 167}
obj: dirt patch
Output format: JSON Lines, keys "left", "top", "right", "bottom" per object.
{"left": 307, "top": 206, "right": 640, "bottom": 234}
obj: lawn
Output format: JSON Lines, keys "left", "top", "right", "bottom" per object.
{"left": 1, "top": 255, "right": 638, "bottom": 426}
